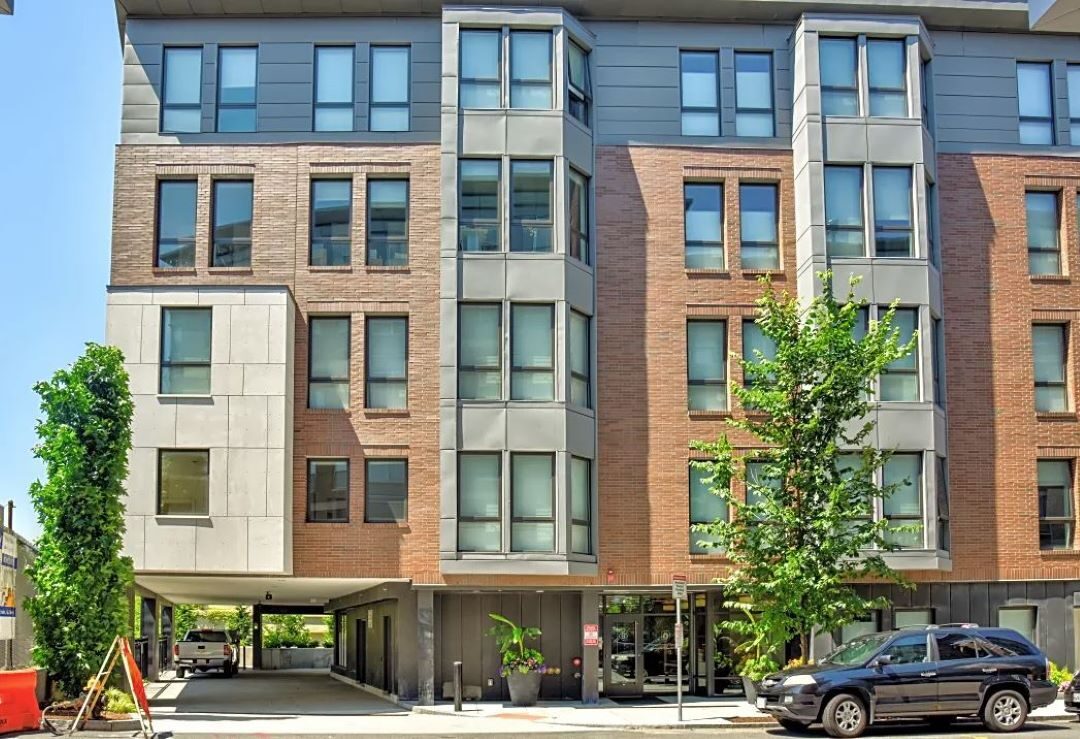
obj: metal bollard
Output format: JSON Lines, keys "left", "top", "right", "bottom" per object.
{"left": 453, "top": 660, "right": 463, "bottom": 712}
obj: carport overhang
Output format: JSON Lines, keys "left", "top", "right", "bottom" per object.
{"left": 1030, "top": 0, "right": 1080, "bottom": 30}
{"left": 137, "top": 574, "right": 402, "bottom": 606}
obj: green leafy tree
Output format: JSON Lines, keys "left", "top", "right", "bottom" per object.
{"left": 692, "top": 275, "right": 916, "bottom": 676}
{"left": 173, "top": 604, "right": 208, "bottom": 637}
{"left": 26, "top": 344, "right": 134, "bottom": 697}
{"left": 263, "top": 614, "right": 314, "bottom": 648}
{"left": 226, "top": 606, "right": 253, "bottom": 646}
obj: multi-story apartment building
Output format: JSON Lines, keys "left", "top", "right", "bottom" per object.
{"left": 106, "top": 0, "right": 1080, "bottom": 704}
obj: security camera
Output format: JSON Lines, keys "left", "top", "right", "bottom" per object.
{"left": 265, "top": 591, "right": 273, "bottom": 601}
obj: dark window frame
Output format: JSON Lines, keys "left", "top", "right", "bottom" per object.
{"left": 1017, "top": 61, "right": 1055, "bottom": 145}
{"left": 568, "top": 168, "right": 590, "bottom": 264}
{"left": 508, "top": 30, "right": 553, "bottom": 110}
{"left": 157, "top": 448, "right": 210, "bottom": 516}
{"left": 369, "top": 44, "right": 412, "bottom": 132}
{"left": 313, "top": 45, "right": 355, "bottom": 132}
{"left": 879, "top": 306, "right": 920, "bottom": 401}
{"left": 1034, "top": 322, "right": 1069, "bottom": 413}
{"left": 155, "top": 179, "right": 198, "bottom": 268}
{"left": 882, "top": 452, "right": 924, "bottom": 549}
{"left": 936, "top": 456, "right": 950, "bottom": 552}
{"left": 825, "top": 165, "right": 865, "bottom": 257}
{"left": 308, "top": 316, "right": 351, "bottom": 410}
{"left": 510, "top": 303, "right": 555, "bottom": 401}
{"left": 310, "top": 178, "right": 353, "bottom": 267}
{"left": 684, "top": 181, "right": 725, "bottom": 269}
{"left": 509, "top": 159, "right": 554, "bottom": 253}
{"left": 458, "top": 159, "right": 502, "bottom": 252}
{"left": 819, "top": 36, "right": 859, "bottom": 116}
{"left": 215, "top": 46, "right": 258, "bottom": 133}
{"left": 364, "top": 315, "right": 409, "bottom": 409}
{"left": 867, "top": 38, "right": 908, "bottom": 117}
{"left": 739, "top": 182, "right": 780, "bottom": 269}
{"left": 459, "top": 29, "right": 502, "bottom": 109}
{"left": 687, "top": 319, "right": 728, "bottom": 411}
{"left": 571, "top": 455, "right": 593, "bottom": 555}
{"left": 734, "top": 50, "right": 776, "bottom": 137}
{"left": 210, "top": 179, "right": 253, "bottom": 267}
{"left": 932, "top": 317, "right": 944, "bottom": 408}
{"left": 1037, "top": 458, "right": 1075, "bottom": 551}
{"left": 457, "top": 303, "right": 502, "bottom": 400}
{"left": 457, "top": 452, "right": 502, "bottom": 552}
{"left": 689, "top": 462, "right": 728, "bottom": 554}
{"left": 570, "top": 309, "right": 591, "bottom": 409}
{"left": 159, "top": 307, "right": 212, "bottom": 395}
{"left": 1026, "top": 190, "right": 1061, "bottom": 276}
{"left": 510, "top": 452, "right": 556, "bottom": 552}
{"left": 366, "top": 177, "right": 410, "bottom": 266}
{"left": 364, "top": 458, "right": 409, "bottom": 523}
{"left": 161, "top": 46, "right": 203, "bottom": 134}
{"left": 679, "top": 49, "right": 721, "bottom": 136}
{"left": 872, "top": 166, "right": 914, "bottom": 258}
{"left": 567, "top": 39, "right": 591, "bottom": 126}
{"left": 306, "top": 458, "right": 350, "bottom": 523}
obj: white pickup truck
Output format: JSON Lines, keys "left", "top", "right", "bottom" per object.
{"left": 173, "top": 629, "right": 239, "bottom": 678}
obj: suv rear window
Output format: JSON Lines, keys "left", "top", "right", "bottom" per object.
{"left": 935, "top": 633, "right": 991, "bottom": 660}
{"left": 984, "top": 634, "right": 1037, "bottom": 656}
{"left": 185, "top": 631, "right": 228, "bottom": 642}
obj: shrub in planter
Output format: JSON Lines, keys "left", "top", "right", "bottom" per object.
{"left": 488, "top": 613, "right": 547, "bottom": 707}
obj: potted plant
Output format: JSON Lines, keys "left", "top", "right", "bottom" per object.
{"left": 488, "top": 613, "right": 546, "bottom": 706}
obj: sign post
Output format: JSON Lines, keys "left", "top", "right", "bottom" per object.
{"left": 672, "top": 574, "right": 688, "bottom": 722}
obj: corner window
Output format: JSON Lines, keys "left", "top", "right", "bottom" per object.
{"left": 690, "top": 464, "right": 727, "bottom": 553}
{"left": 510, "top": 453, "right": 555, "bottom": 552}
{"left": 927, "top": 182, "right": 938, "bottom": 267}
{"left": 160, "top": 307, "right": 211, "bottom": 395}
{"left": 156, "top": 181, "right": 197, "bottom": 268}
{"left": 307, "top": 459, "right": 349, "bottom": 522}
{"left": 687, "top": 321, "right": 727, "bottom": 411}
{"left": 567, "top": 40, "right": 591, "bottom": 125}
{"left": 570, "top": 310, "right": 591, "bottom": 408}
{"left": 568, "top": 169, "right": 590, "bottom": 264}
{"left": 883, "top": 453, "right": 923, "bottom": 549}
{"left": 1018, "top": 62, "right": 1054, "bottom": 145}
{"left": 314, "top": 46, "right": 354, "bottom": 132}
{"left": 680, "top": 50, "right": 720, "bottom": 136}
{"left": 510, "top": 304, "right": 555, "bottom": 401}
{"left": 367, "top": 179, "right": 409, "bottom": 266}
{"left": 459, "top": 160, "right": 501, "bottom": 252}
{"left": 1026, "top": 191, "right": 1061, "bottom": 276}
{"left": 311, "top": 179, "right": 352, "bottom": 266}
{"left": 1069, "top": 65, "right": 1080, "bottom": 144}
{"left": 820, "top": 37, "right": 858, "bottom": 116}
{"left": 825, "top": 166, "right": 864, "bottom": 257}
{"left": 458, "top": 453, "right": 501, "bottom": 551}
{"left": 735, "top": 52, "right": 774, "bottom": 136}
{"left": 211, "top": 180, "right": 253, "bottom": 267}
{"left": 158, "top": 450, "right": 209, "bottom": 516}
{"left": 571, "top": 456, "right": 592, "bottom": 554}
{"left": 997, "top": 607, "right": 1037, "bottom": 644}
{"left": 684, "top": 183, "right": 724, "bottom": 269}
{"left": 872, "top": 167, "right": 913, "bottom": 257}
{"left": 1034, "top": 324, "right": 1068, "bottom": 412}
{"left": 742, "top": 320, "right": 778, "bottom": 393}
{"left": 458, "top": 303, "right": 501, "bottom": 400}
{"left": 460, "top": 30, "right": 501, "bottom": 109}
{"left": 932, "top": 318, "right": 944, "bottom": 407}
{"left": 880, "top": 307, "right": 919, "bottom": 401}
{"left": 216, "top": 47, "right": 257, "bottom": 133}
{"left": 162, "top": 47, "right": 202, "bottom": 133}
{"left": 365, "top": 459, "right": 407, "bottom": 523}
{"left": 308, "top": 316, "right": 350, "bottom": 410}
{"left": 740, "top": 183, "right": 780, "bottom": 270}
{"left": 365, "top": 317, "right": 408, "bottom": 409}
{"left": 936, "top": 456, "right": 950, "bottom": 552}
{"left": 867, "top": 39, "right": 907, "bottom": 117}
{"left": 920, "top": 59, "right": 931, "bottom": 122}
{"left": 1038, "top": 459, "right": 1074, "bottom": 550}
{"left": 510, "top": 160, "right": 553, "bottom": 253}
{"left": 510, "top": 31, "right": 552, "bottom": 109}
{"left": 370, "top": 46, "right": 410, "bottom": 131}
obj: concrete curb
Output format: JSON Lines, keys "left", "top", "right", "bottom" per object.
{"left": 42, "top": 716, "right": 142, "bottom": 732}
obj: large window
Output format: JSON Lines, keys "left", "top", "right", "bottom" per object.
{"left": 162, "top": 47, "right": 202, "bottom": 133}
{"left": 459, "top": 160, "right": 500, "bottom": 252}
{"left": 743, "top": 320, "right": 778, "bottom": 393}
{"left": 1038, "top": 459, "right": 1074, "bottom": 550}
{"left": 936, "top": 456, "right": 951, "bottom": 552}
{"left": 570, "top": 310, "right": 591, "bottom": 408}
{"left": 1026, "top": 191, "right": 1061, "bottom": 276}
{"left": 568, "top": 170, "right": 590, "bottom": 263}
{"left": 460, "top": 30, "right": 501, "bottom": 108}
{"left": 690, "top": 464, "right": 727, "bottom": 553}
{"left": 997, "top": 607, "right": 1037, "bottom": 644}
{"left": 156, "top": 181, "right": 197, "bottom": 268}
{"left": 880, "top": 308, "right": 919, "bottom": 401}
{"left": 365, "top": 317, "right": 408, "bottom": 409}
{"left": 873, "top": 167, "right": 913, "bottom": 257}
{"left": 571, "top": 456, "right": 592, "bottom": 554}
{"left": 687, "top": 321, "right": 727, "bottom": 411}
{"left": 680, "top": 51, "right": 720, "bottom": 136}
{"left": 309, "top": 317, "right": 350, "bottom": 409}
{"left": 1034, "top": 324, "right": 1068, "bottom": 412}
{"left": 883, "top": 453, "right": 923, "bottom": 549}
{"left": 310, "top": 179, "right": 352, "bottom": 266}
{"left": 314, "top": 46, "right": 354, "bottom": 132}
{"left": 458, "top": 453, "right": 501, "bottom": 551}
{"left": 684, "top": 183, "right": 724, "bottom": 269}
{"left": 735, "top": 52, "right": 774, "bottom": 136}
{"left": 932, "top": 317, "right": 944, "bottom": 407}
{"left": 1018, "top": 62, "right": 1054, "bottom": 145}
{"left": 367, "top": 179, "right": 408, "bottom": 266}
{"left": 370, "top": 46, "right": 410, "bottom": 131}
{"left": 511, "top": 453, "right": 554, "bottom": 552}
{"left": 825, "top": 166, "right": 864, "bottom": 257}
{"left": 740, "top": 183, "right": 780, "bottom": 269}
{"left": 820, "top": 38, "right": 858, "bottom": 116}
{"left": 365, "top": 459, "right": 407, "bottom": 523}
{"left": 160, "top": 307, "right": 211, "bottom": 395}
{"left": 1069, "top": 65, "right": 1080, "bottom": 144}
{"left": 567, "top": 40, "right": 591, "bottom": 125}
{"left": 510, "top": 304, "right": 555, "bottom": 400}
{"left": 867, "top": 39, "right": 907, "bottom": 117}
{"left": 459, "top": 304, "right": 501, "bottom": 400}
{"left": 158, "top": 450, "right": 209, "bottom": 516}
{"left": 510, "top": 31, "right": 552, "bottom": 109}
{"left": 510, "top": 160, "right": 553, "bottom": 252}
{"left": 307, "top": 459, "right": 348, "bottom": 522}
{"left": 216, "top": 47, "right": 257, "bottom": 133}
{"left": 211, "top": 180, "right": 253, "bottom": 267}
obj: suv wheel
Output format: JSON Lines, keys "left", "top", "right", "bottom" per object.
{"left": 983, "top": 690, "right": 1028, "bottom": 732}
{"left": 823, "top": 693, "right": 868, "bottom": 738}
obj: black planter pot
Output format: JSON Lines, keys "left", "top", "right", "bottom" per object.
{"left": 506, "top": 671, "right": 542, "bottom": 706}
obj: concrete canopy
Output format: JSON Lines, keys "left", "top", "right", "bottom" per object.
{"left": 137, "top": 574, "right": 401, "bottom": 606}
{"left": 1030, "top": 0, "right": 1080, "bottom": 29}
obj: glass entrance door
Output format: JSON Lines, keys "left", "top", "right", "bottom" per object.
{"left": 604, "top": 616, "right": 642, "bottom": 697}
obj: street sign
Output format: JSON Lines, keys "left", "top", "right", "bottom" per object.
{"left": 674, "top": 622, "right": 683, "bottom": 641}
{"left": 583, "top": 623, "right": 599, "bottom": 647}
{"left": 672, "top": 575, "right": 687, "bottom": 722}
{"left": 672, "top": 574, "right": 687, "bottom": 599}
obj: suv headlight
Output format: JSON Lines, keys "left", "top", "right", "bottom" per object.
{"left": 782, "top": 674, "right": 817, "bottom": 688}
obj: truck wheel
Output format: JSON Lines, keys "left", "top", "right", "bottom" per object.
{"left": 225, "top": 664, "right": 235, "bottom": 678}
{"left": 822, "top": 693, "right": 868, "bottom": 738}
{"left": 982, "top": 690, "right": 1027, "bottom": 732}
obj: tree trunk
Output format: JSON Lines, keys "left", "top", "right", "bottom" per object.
{"left": 800, "top": 632, "right": 810, "bottom": 663}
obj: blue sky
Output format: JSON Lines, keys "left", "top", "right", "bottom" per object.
{"left": 0, "top": 1, "right": 121, "bottom": 540}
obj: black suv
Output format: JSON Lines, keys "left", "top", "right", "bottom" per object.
{"left": 756, "top": 624, "right": 1056, "bottom": 737}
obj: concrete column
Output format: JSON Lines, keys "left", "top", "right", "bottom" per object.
{"left": 416, "top": 590, "right": 435, "bottom": 706}
{"left": 140, "top": 596, "right": 158, "bottom": 680}
{"left": 252, "top": 604, "right": 264, "bottom": 670}
{"left": 580, "top": 591, "right": 599, "bottom": 705}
